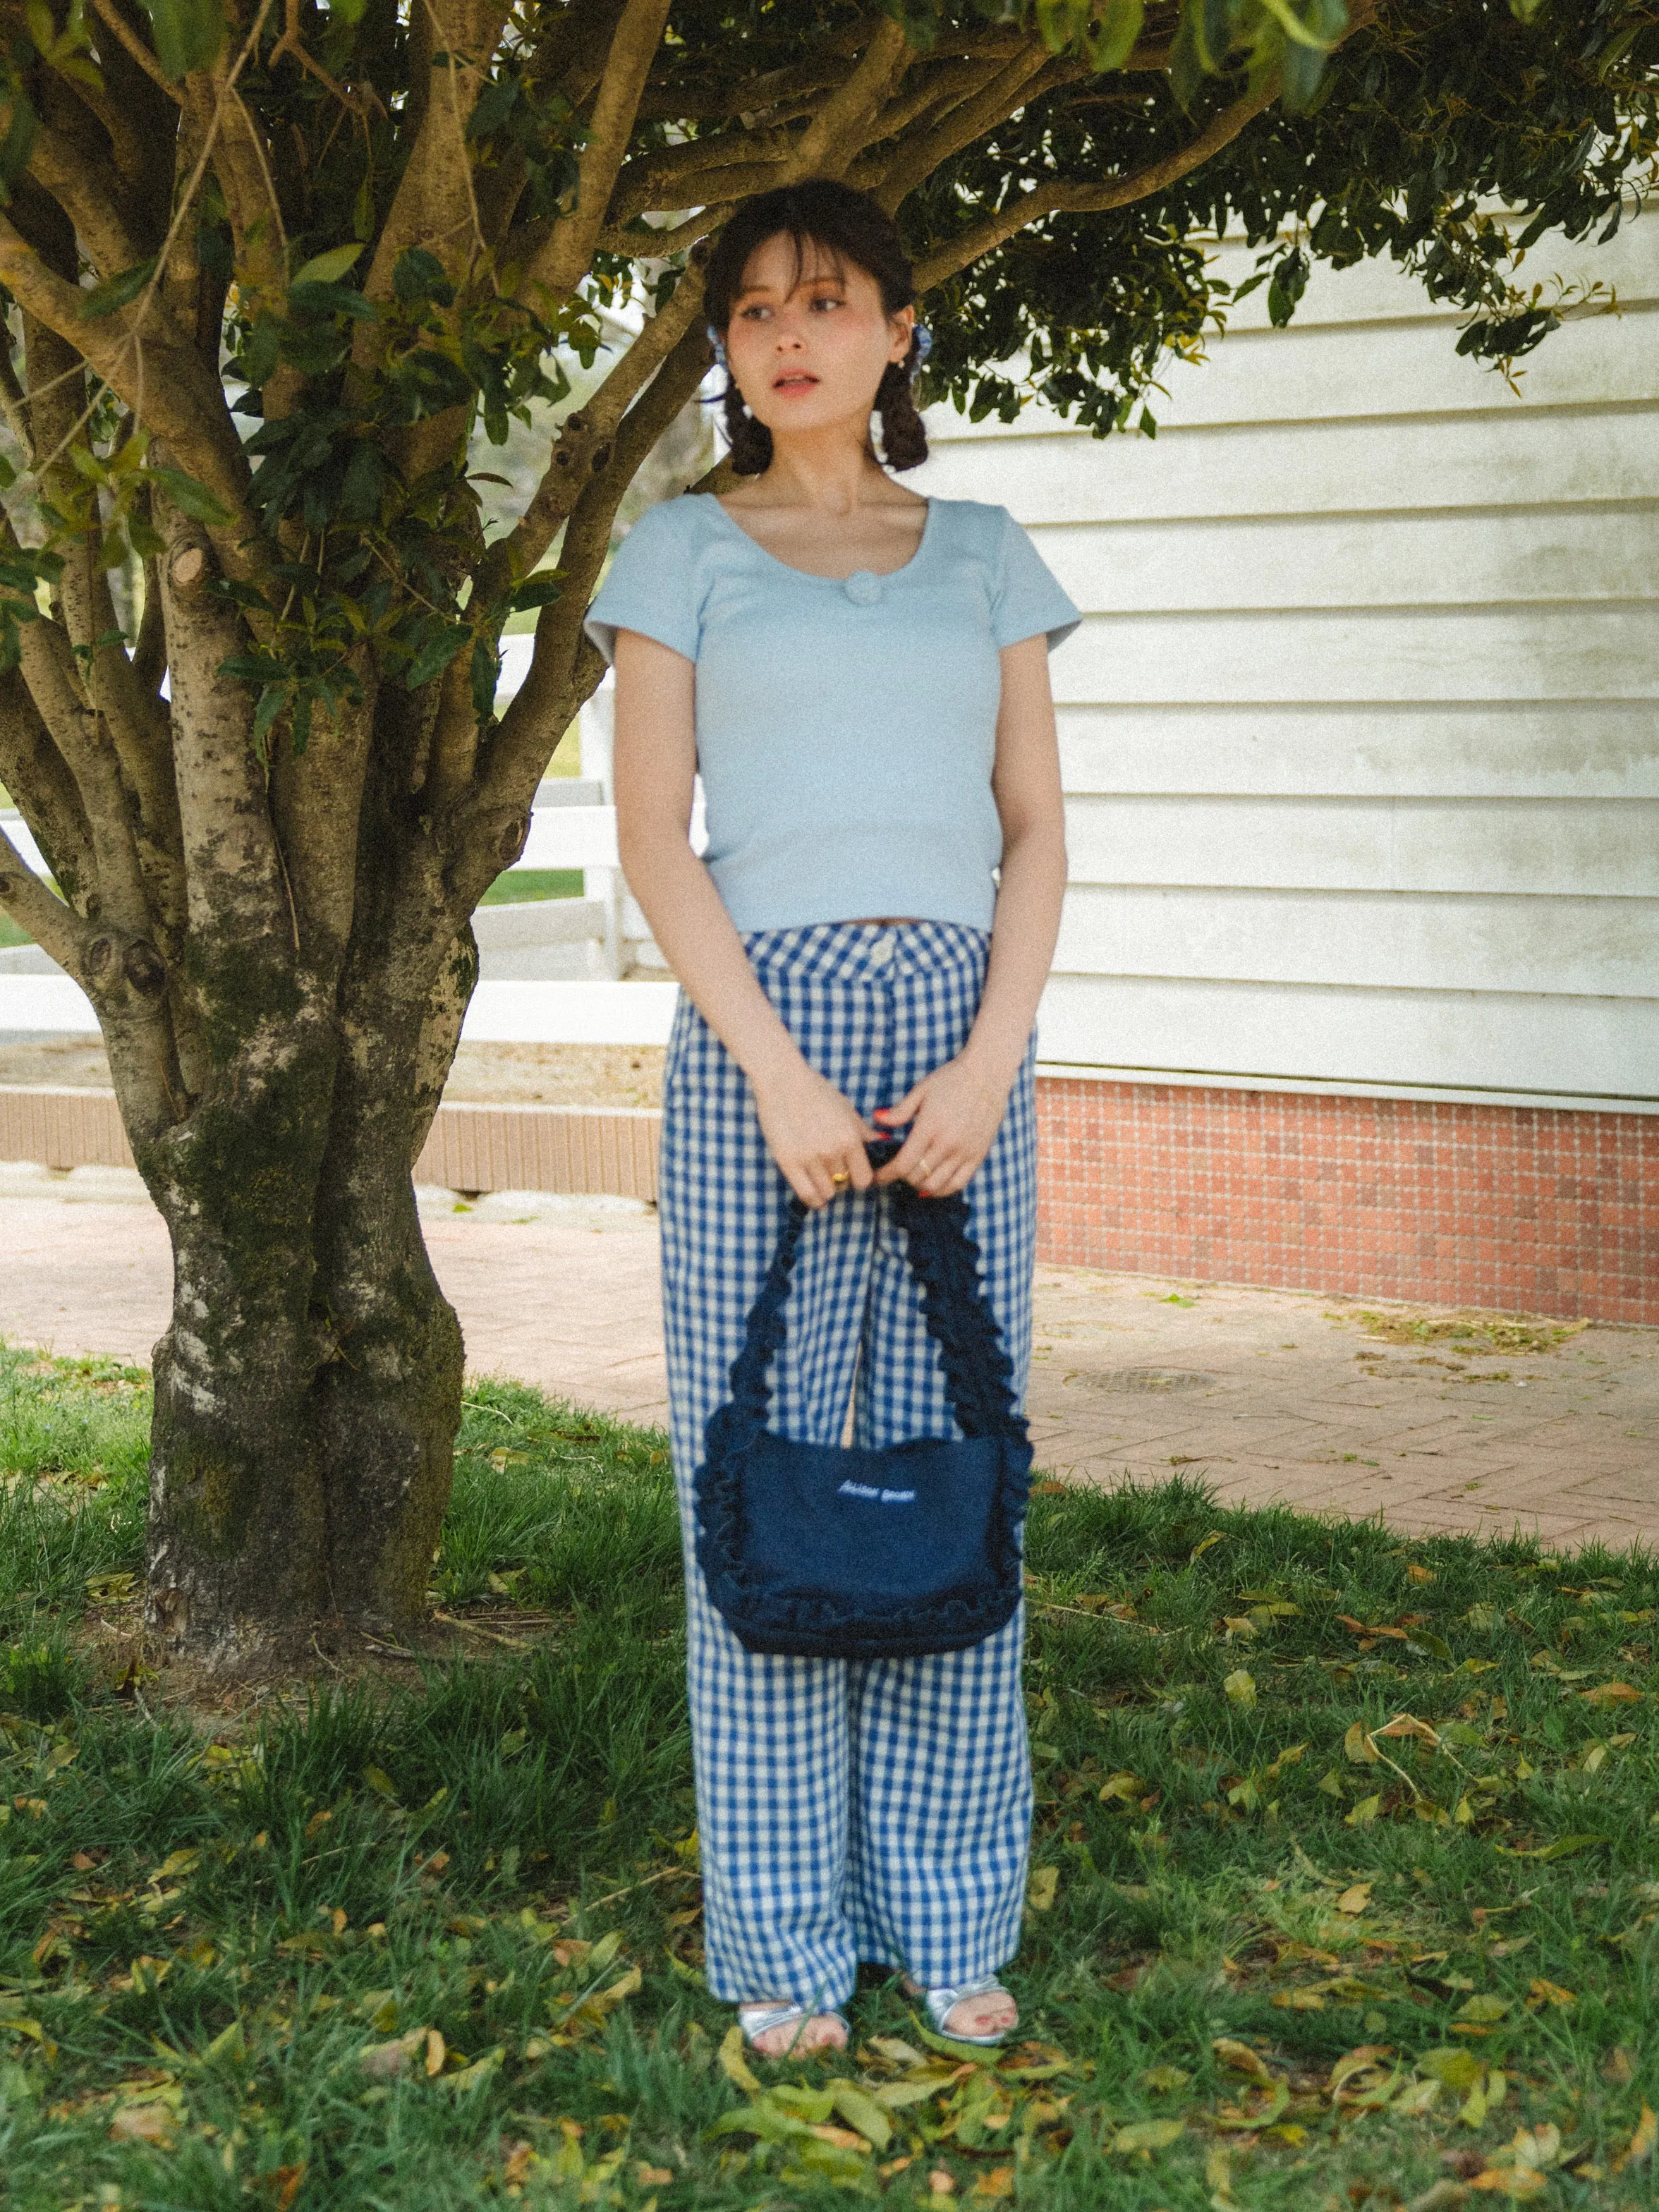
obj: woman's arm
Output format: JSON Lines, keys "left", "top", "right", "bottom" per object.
{"left": 873, "top": 632, "right": 1066, "bottom": 1193}
{"left": 611, "top": 629, "right": 880, "bottom": 1207}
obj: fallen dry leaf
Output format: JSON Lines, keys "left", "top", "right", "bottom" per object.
{"left": 1616, "top": 2105, "right": 1658, "bottom": 2172}
{"left": 1579, "top": 1682, "right": 1641, "bottom": 1705}
{"left": 502, "top": 2143, "right": 535, "bottom": 2186}
{"left": 973, "top": 2167, "right": 1015, "bottom": 2198}
{"left": 1026, "top": 1865, "right": 1059, "bottom": 1912}
{"left": 260, "top": 2165, "right": 305, "bottom": 2212}
{"left": 636, "top": 2166, "right": 673, "bottom": 2189}
{"left": 1466, "top": 2169, "right": 1546, "bottom": 2198}
{"left": 1335, "top": 1883, "right": 1373, "bottom": 1916}
{"left": 928, "top": 2170, "right": 956, "bottom": 2196}
{"left": 109, "top": 2103, "right": 176, "bottom": 2146}
{"left": 1213, "top": 2038, "right": 1274, "bottom": 2084}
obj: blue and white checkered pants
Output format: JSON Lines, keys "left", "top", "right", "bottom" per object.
{"left": 659, "top": 919, "right": 1036, "bottom": 2009}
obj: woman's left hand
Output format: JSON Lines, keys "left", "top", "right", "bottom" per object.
{"left": 870, "top": 1054, "right": 1013, "bottom": 1197}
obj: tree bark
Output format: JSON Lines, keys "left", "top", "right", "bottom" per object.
{"left": 136, "top": 806, "right": 470, "bottom": 1660}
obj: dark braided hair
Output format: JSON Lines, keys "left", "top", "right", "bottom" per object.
{"left": 703, "top": 178, "right": 930, "bottom": 476}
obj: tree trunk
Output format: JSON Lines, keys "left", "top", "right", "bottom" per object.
{"left": 138, "top": 937, "right": 468, "bottom": 1664}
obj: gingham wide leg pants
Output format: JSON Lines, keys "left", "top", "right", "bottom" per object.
{"left": 658, "top": 919, "right": 1037, "bottom": 2010}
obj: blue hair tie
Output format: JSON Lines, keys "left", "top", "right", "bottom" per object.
{"left": 705, "top": 323, "right": 728, "bottom": 371}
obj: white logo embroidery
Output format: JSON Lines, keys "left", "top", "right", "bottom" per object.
{"left": 837, "top": 1481, "right": 916, "bottom": 1504}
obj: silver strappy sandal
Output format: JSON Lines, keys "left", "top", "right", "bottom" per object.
{"left": 907, "top": 1974, "right": 1018, "bottom": 2048}
{"left": 736, "top": 2000, "right": 850, "bottom": 2056}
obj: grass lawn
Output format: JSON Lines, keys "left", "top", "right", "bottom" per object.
{"left": 0, "top": 1339, "right": 1654, "bottom": 2211}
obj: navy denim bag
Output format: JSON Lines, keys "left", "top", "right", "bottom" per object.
{"left": 693, "top": 1146, "right": 1033, "bottom": 1660}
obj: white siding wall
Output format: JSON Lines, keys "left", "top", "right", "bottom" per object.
{"left": 912, "top": 219, "right": 1659, "bottom": 1110}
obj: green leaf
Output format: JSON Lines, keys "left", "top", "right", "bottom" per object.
{"left": 140, "top": 0, "right": 224, "bottom": 79}
{"left": 1267, "top": 248, "right": 1308, "bottom": 329}
{"left": 286, "top": 281, "right": 379, "bottom": 322}
{"left": 80, "top": 257, "right": 159, "bottom": 320}
{"left": 1112, "top": 2118, "right": 1184, "bottom": 2153}
{"left": 1083, "top": 0, "right": 1142, "bottom": 69}
{"left": 393, "top": 246, "right": 456, "bottom": 309}
{"left": 511, "top": 573, "right": 561, "bottom": 614}
{"left": 830, "top": 2086, "right": 892, "bottom": 2150}
{"left": 403, "top": 623, "right": 469, "bottom": 691}
{"left": 253, "top": 686, "right": 287, "bottom": 750}
{"left": 291, "top": 242, "right": 365, "bottom": 289}
{"left": 145, "top": 465, "right": 233, "bottom": 526}
{"left": 0, "top": 95, "right": 39, "bottom": 198}
{"left": 1497, "top": 1833, "right": 1610, "bottom": 1863}
{"left": 1454, "top": 1995, "right": 1511, "bottom": 2023}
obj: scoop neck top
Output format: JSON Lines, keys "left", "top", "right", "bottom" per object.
{"left": 707, "top": 492, "right": 937, "bottom": 584}
{"left": 583, "top": 492, "right": 1081, "bottom": 934}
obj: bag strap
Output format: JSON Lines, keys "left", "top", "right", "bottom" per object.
{"left": 703, "top": 1140, "right": 1029, "bottom": 1470}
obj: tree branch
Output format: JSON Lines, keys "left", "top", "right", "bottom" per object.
{"left": 470, "top": 317, "right": 712, "bottom": 836}
{"left": 360, "top": 0, "right": 511, "bottom": 310}
{"left": 0, "top": 214, "right": 252, "bottom": 533}
{"left": 521, "top": 0, "right": 674, "bottom": 300}
{"left": 0, "top": 666, "right": 95, "bottom": 907}
{"left": 0, "top": 819, "right": 91, "bottom": 974}
{"left": 909, "top": 77, "right": 1283, "bottom": 293}
{"left": 88, "top": 0, "right": 184, "bottom": 105}
{"left": 873, "top": 47, "right": 1080, "bottom": 213}
{"left": 788, "top": 13, "right": 913, "bottom": 180}
{"left": 485, "top": 255, "right": 715, "bottom": 592}
{"left": 155, "top": 521, "right": 290, "bottom": 949}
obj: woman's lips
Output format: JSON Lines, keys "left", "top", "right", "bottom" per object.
{"left": 773, "top": 373, "right": 819, "bottom": 391}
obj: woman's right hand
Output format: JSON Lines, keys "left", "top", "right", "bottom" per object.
{"left": 750, "top": 1057, "right": 881, "bottom": 1209}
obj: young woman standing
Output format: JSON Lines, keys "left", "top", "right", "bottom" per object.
{"left": 585, "top": 178, "right": 1079, "bottom": 2059}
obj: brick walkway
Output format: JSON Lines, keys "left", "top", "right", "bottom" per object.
{"left": 1, "top": 1166, "right": 1653, "bottom": 1553}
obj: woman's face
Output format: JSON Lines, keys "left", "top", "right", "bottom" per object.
{"left": 722, "top": 231, "right": 914, "bottom": 442}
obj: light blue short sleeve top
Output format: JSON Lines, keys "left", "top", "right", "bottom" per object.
{"left": 582, "top": 493, "right": 1081, "bottom": 933}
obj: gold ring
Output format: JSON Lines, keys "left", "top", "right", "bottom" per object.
{"left": 831, "top": 1169, "right": 849, "bottom": 1186}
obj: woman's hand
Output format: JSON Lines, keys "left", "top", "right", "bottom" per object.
{"left": 751, "top": 1057, "right": 882, "bottom": 1209}
{"left": 871, "top": 1053, "right": 1014, "bottom": 1197}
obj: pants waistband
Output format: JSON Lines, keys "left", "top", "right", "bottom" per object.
{"left": 740, "top": 918, "right": 990, "bottom": 987}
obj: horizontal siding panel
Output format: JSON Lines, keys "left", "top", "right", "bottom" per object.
{"left": 926, "top": 304, "right": 1659, "bottom": 439}
{"left": 917, "top": 407, "right": 1659, "bottom": 525}
{"left": 1036, "top": 505, "right": 1653, "bottom": 615}
{"left": 1036, "top": 973, "right": 1659, "bottom": 1100}
{"left": 1065, "top": 796, "right": 1659, "bottom": 897}
{"left": 1055, "top": 604, "right": 1657, "bottom": 705}
{"left": 1059, "top": 705, "right": 1659, "bottom": 800}
{"left": 1055, "top": 885, "right": 1659, "bottom": 997}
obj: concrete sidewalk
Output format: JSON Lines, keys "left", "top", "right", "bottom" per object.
{"left": 1, "top": 1165, "right": 1653, "bottom": 1553}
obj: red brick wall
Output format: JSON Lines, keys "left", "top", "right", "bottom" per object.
{"left": 1035, "top": 1078, "right": 1658, "bottom": 1326}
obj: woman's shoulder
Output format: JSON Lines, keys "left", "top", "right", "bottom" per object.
{"left": 616, "top": 492, "right": 727, "bottom": 550}
{"left": 926, "top": 495, "right": 1019, "bottom": 554}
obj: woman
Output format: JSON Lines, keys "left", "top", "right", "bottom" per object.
{"left": 585, "top": 178, "right": 1079, "bottom": 2059}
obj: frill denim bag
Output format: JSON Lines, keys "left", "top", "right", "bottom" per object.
{"left": 693, "top": 1145, "right": 1034, "bottom": 1660}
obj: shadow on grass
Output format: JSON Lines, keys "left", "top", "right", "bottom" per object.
{"left": 0, "top": 1339, "right": 1654, "bottom": 2208}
